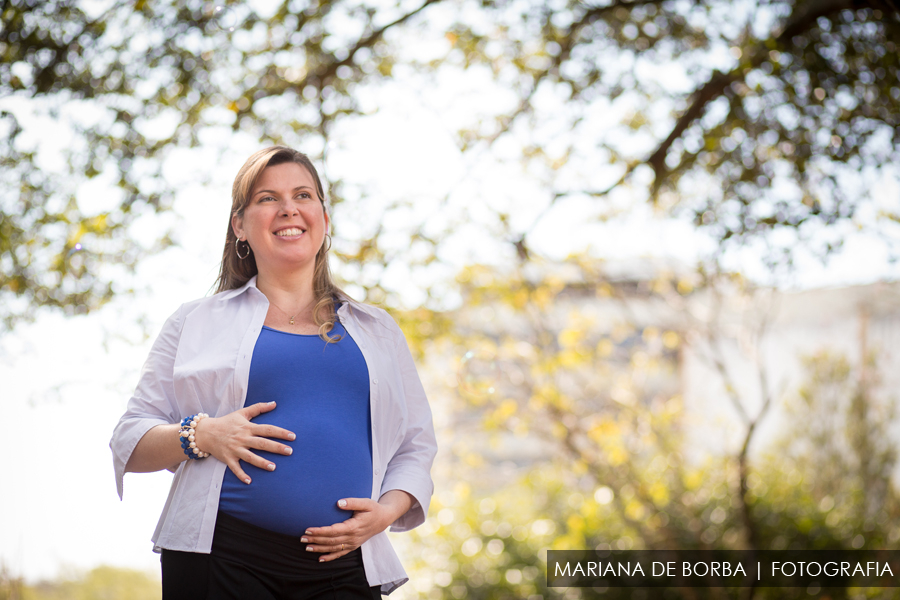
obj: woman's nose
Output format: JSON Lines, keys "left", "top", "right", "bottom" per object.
{"left": 279, "top": 200, "right": 299, "bottom": 216}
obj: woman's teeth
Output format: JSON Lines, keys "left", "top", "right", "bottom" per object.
{"left": 276, "top": 228, "right": 305, "bottom": 236}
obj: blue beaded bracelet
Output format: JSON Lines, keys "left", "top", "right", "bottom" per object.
{"left": 178, "top": 413, "right": 210, "bottom": 459}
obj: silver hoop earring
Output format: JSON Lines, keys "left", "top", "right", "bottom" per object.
{"left": 235, "top": 239, "right": 251, "bottom": 260}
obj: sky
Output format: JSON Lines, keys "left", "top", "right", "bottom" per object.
{"left": 3, "top": 0, "right": 900, "bottom": 586}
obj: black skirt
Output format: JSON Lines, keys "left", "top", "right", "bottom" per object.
{"left": 161, "top": 511, "right": 382, "bottom": 600}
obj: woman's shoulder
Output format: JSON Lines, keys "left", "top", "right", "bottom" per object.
{"left": 178, "top": 293, "right": 228, "bottom": 315}
{"left": 338, "top": 298, "right": 402, "bottom": 337}
{"left": 164, "top": 288, "right": 255, "bottom": 325}
{"left": 186, "top": 280, "right": 265, "bottom": 311}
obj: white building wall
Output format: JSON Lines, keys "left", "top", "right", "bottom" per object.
{"left": 681, "top": 281, "right": 900, "bottom": 460}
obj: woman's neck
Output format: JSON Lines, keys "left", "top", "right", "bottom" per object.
{"left": 255, "top": 266, "right": 317, "bottom": 319}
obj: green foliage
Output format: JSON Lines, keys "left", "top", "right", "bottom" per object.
{"left": 0, "top": 562, "right": 24, "bottom": 600}
{"left": 768, "top": 350, "right": 900, "bottom": 548}
{"left": 0, "top": 565, "right": 159, "bottom": 600}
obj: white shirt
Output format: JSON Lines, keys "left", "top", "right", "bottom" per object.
{"left": 109, "top": 276, "right": 437, "bottom": 595}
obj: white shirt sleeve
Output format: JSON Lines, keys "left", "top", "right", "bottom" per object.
{"left": 109, "top": 304, "right": 184, "bottom": 499}
{"left": 380, "top": 319, "right": 437, "bottom": 532}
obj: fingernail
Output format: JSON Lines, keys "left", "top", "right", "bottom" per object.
{"left": 288, "top": 433, "right": 296, "bottom": 441}
{"left": 306, "top": 547, "right": 314, "bottom": 552}
{"left": 301, "top": 537, "right": 308, "bottom": 543}
{"left": 244, "top": 478, "right": 251, "bottom": 484}
{"left": 267, "top": 463, "right": 275, "bottom": 471}
{"left": 319, "top": 558, "right": 325, "bottom": 562}
{"left": 284, "top": 447, "right": 292, "bottom": 455}
{"left": 268, "top": 401, "right": 276, "bottom": 405}
{"left": 305, "top": 530, "right": 311, "bottom": 535}
{"left": 338, "top": 499, "right": 347, "bottom": 507}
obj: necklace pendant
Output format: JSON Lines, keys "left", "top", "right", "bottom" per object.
{"left": 290, "top": 317, "right": 295, "bottom": 325}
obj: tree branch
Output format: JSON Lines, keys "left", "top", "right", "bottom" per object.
{"left": 579, "top": 0, "right": 672, "bottom": 27}
{"left": 301, "top": 0, "right": 443, "bottom": 89}
{"left": 644, "top": 0, "right": 860, "bottom": 197}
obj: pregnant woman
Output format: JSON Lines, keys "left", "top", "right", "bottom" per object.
{"left": 110, "top": 146, "right": 437, "bottom": 599}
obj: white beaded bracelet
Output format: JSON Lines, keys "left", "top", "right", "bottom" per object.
{"left": 179, "top": 413, "right": 210, "bottom": 459}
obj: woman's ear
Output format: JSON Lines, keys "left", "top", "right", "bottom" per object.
{"left": 231, "top": 213, "right": 244, "bottom": 240}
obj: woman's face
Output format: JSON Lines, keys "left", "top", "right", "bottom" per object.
{"left": 231, "top": 162, "right": 329, "bottom": 275}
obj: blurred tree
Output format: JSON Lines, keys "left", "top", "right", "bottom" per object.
{"left": 0, "top": 0, "right": 437, "bottom": 330}
{"left": 394, "top": 259, "right": 900, "bottom": 599}
{"left": 772, "top": 350, "right": 899, "bottom": 545}
{"left": 440, "top": 0, "right": 900, "bottom": 266}
{"left": 3, "top": 0, "right": 899, "bottom": 329}
{"left": 0, "top": 562, "right": 24, "bottom": 600}
{"left": 0, "top": 565, "right": 160, "bottom": 600}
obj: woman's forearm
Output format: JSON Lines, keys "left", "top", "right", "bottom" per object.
{"left": 125, "top": 423, "right": 187, "bottom": 473}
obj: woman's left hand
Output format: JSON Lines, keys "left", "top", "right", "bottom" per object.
{"left": 301, "top": 490, "right": 414, "bottom": 562}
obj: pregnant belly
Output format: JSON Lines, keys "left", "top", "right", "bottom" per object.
{"left": 218, "top": 421, "right": 373, "bottom": 536}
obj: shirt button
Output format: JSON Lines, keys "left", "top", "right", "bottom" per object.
{"left": 373, "top": 379, "right": 378, "bottom": 384}
{"left": 375, "top": 469, "right": 380, "bottom": 476}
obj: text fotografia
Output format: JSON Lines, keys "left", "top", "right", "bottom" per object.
{"left": 547, "top": 550, "right": 900, "bottom": 588}
{"left": 555, "top": 561, "right": 891, "bottom": 579}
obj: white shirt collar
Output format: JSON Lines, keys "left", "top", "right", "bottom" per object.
{"left": 215, "top": 275, "right": 384, "bottom": 321}
{"left": 215, "top": 275, "right": 263, "bottom": 302}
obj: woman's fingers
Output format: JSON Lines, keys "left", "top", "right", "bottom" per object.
{"left": 227, "top": 461, "right": 252, "bottom": 485}
{"left": 225, "top": 448, "right": 277, "bottom": 483}
{"left": 251, "top": 423, "right": 296, "bottom": 442}
{"left": 335, "top": 498, "right": 373, "bottom": 513}
{"left": 242, "top": 403, "right": 297, "bottom": 445}
{"left": 313, "top": 543, "right": 354, "bottom": 562}
{"left": 247, "top": 435, "right": 293, "bottom": 456}
{"left": 302, "top": 524, "right": 351, "bottom": 550}
{"left": 301, "top": 530, "right": 356, "bottom": 562}
{"left": 239, "top": 447, "right": 278, "bottom": 472}
{"left": 241, "top": 400, "right": 277, "bottom": 419}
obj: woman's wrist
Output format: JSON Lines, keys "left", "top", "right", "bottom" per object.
{"left": 377, "top": 490, "right": 415, "bottom": 530}
{"left": 179, "top": 413, "right": 210, "bottom": 459}
{"left": 192, "top": 415, "right": 216, "bottom": 458}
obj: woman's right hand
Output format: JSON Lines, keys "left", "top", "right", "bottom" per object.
{"left": 193, "top": 401, "right": 295, "bottom": 484}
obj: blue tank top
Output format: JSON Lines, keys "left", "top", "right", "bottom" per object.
{"left": 218, "top": 316, "right": 373, "bottom": 535}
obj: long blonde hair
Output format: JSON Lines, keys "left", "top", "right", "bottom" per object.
{"left": 214, "top": 146, "right": 346, "bottom": 342}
